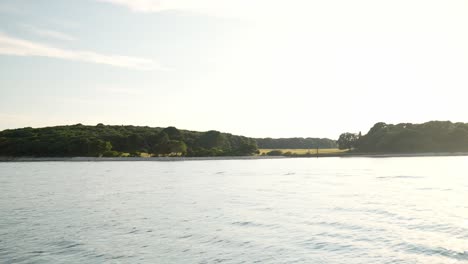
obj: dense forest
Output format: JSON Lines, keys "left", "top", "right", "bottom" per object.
{"left": 0, "top": 124, "right": 259, "bottom": 157}
{"left": 0, "top": 124, "right": 339, "bottom": 157}
{"left": 338, "top": 121, "right": 468, "bottom": 153}
{"left": 255, "top": 137, "right": 337, "bottom": 149}
{"left": 3, "top": 121, "right": 465, "bottom": 157}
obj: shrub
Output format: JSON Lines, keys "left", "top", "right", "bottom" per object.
{"left": 266, "top": 150, "right": 283, "bottom": 156}
{"left": 102, "top": 150, "right": 121, "bottom": 157}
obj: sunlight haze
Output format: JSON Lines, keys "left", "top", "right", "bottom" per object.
{"left": 1, "top": 0, "right": 467, "bottom": 138}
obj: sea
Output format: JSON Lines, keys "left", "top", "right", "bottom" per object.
{"left": 0, "top": 157, "right": 467, "bottom": 263}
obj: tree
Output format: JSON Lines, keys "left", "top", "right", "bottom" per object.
{"left": 152, "top": 132, "right": 170, "bottom": 155}
{"left": 236, "top": 140, "right": 259, "bottom": 155}
{"left": 197, "top": 130, "right": 229, "bottom": 149}
{"left": 161, "top": 126, "right": 183, "bottom": 141}
{"left": 89, "top": 140, "right": 112, "bottom": 157}
{"left": 337, "top": 132, "right": 359, "bottom": 150}
{"left": 152, "top": 130, "right": 187, "bottom": 156}
{"left": 168, "top": 140, "right": 187, "bottom": 155}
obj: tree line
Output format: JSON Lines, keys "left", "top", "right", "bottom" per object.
{"left": 6, "top": 121, "right": 463, "bottom": 157}
{"left": 338, "top": 121, "right": 468, "bottom": 153}
{"left": 0, "top": 124, "right": 259, "bottom": 157}
{"left": 255, "top": 137, "right": 337, "bottom": 149}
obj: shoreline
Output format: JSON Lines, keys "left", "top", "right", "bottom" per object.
{"left": 0, "top": 156, "right": 288, "bottom": 162}
{"left": 333, "top": 152, "right": 468, "bottom": 158}
{"left": 1, "top": 152, "right": 468, "bottom": 162}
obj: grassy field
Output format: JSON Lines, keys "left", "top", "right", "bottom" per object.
{"left": 259, "top": 148, "right": 347, "bottom": 155}
{"left": 120, "top": 152, "right": 154, "bottom": 157}
{"left": 122, "top": 149, "right": 347, "bottom": 157}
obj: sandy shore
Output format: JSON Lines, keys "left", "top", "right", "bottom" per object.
{"left": 1, "top": 152, "right": 468, "bottom": 162}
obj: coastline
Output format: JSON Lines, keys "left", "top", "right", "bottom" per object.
{"left": 334, "top": 152, "right": 468, "bottom": 158}
{"left": 0, "top": 156, "right": 288, "bottom": 162}
{"left": 1, "top": 152, "right": 468, "bottom": 162}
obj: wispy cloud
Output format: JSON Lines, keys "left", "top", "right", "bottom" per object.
{"left": 0, "top": 32, "right": 165, "bottom": 70}
{"left": 22, "top": 25, "right": 76, "bottom": 41}
{"left": 96, "top": 0, "right": 183, "bottom": 12}
{"left": 94, "top": 0, "right": 285, "bottom": 20}
{"left": 94, "top": 0, "right": 253, "bottom": 17}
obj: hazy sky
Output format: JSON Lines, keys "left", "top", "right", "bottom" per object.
{"left": 1, "top": 0, "right": 467, "bottom": 138}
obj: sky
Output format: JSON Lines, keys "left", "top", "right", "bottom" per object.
{"left": 0, "top": 0, "right": 467, "bottom": 139}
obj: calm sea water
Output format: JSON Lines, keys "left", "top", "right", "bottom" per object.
{"left": 1, "top": 157, "right": 467, "bottom": 264}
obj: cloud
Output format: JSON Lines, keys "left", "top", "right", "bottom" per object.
{"left": 22, "top": 25, "right": 76, "bottom": 41}
{"left": 96, "top": 0, "right": 183, "bottom": 12}
{"left": 94, "top": 0, "right": 261, "bottom": 18}
{"left": 94, "top": 0, "right": 468, "bottom": 32}
{"left": 0, "top": 32, "right": 165, "bottom": 70}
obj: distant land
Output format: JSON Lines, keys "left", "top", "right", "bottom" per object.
{"left": 0, "top": 124, "right": 336, "bottom": 158}
{"left": 1, "top": 121, "right": 467, "bottom": 158}
{"left": 339, "top": 121, "right": 468, "bottom": 154}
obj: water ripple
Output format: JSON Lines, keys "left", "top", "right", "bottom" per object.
{"left": 1, "top": 158, "right": 467, "bottom": 263}
{"left": 395, "top": 242, "right": 468, "bottom": 261}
